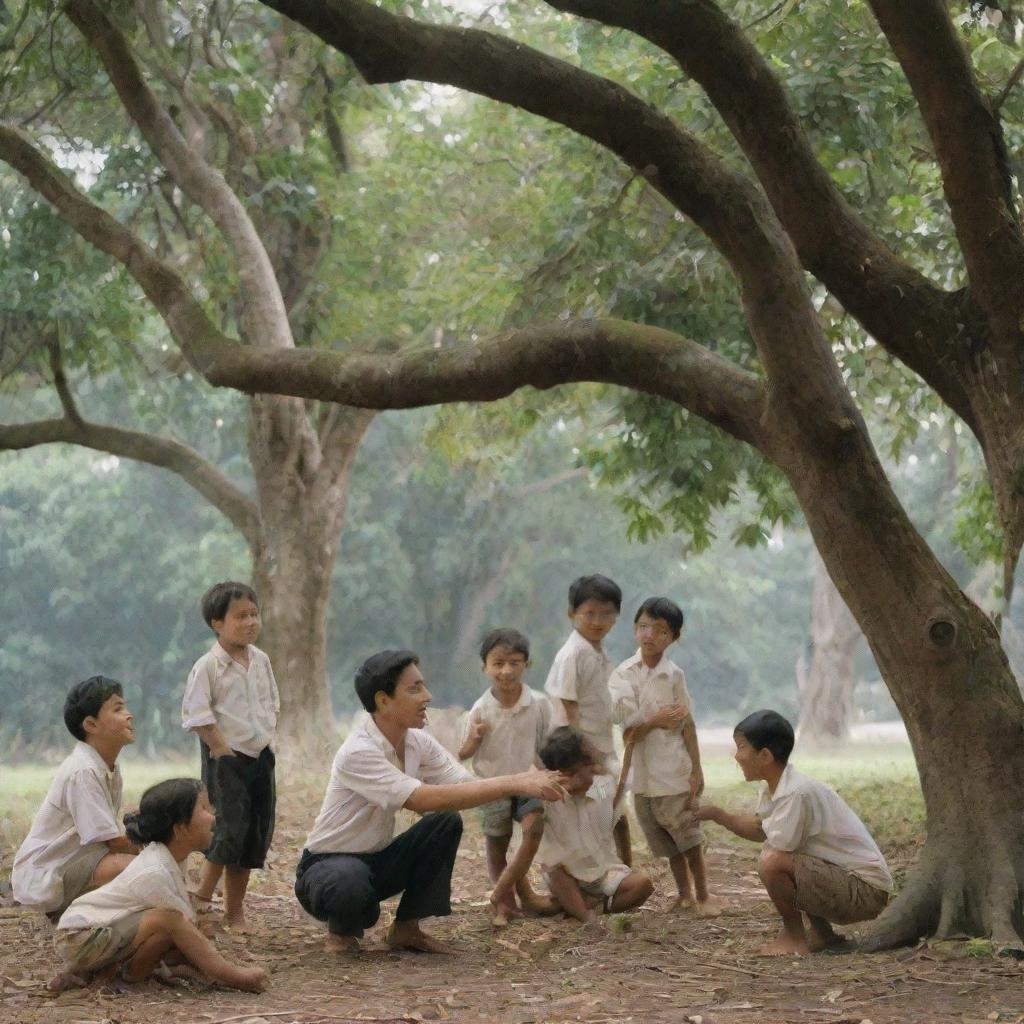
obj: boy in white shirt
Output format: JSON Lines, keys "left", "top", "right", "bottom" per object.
{"left": 609, "top": 597, "right": 720, "bottom": 915}
{"left": 295, "top": 649, "right": 567, "bottom": 955}
{"left": 537, "top": 727, "right": 653, "bottom": 923}
{"left": 13, "top": 677, "right": 138, "bottom": 919}
{"left": 544, "top": 573, "right": 631, "bottom": 864}
{"left": 458, "top": 628, "right": 556, "bottom": 925}
{"left": 697, "top": 709, "right": 893, "bottom": 955}
{"left": 181, "top": 581, "right": 280, "bottom": 929}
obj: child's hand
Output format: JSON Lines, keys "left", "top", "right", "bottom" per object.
{"left": 649, "top": 704, "right": 688, "bottom": 730}
{"left": 689, "top": 768, "right": 705, "bottom": 798}
{"left": 469, "top": 715, "right": 490, "bottom": 742}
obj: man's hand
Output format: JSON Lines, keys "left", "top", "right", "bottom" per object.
{"left": 648, "top": 704, "right": 688, "bottom": 730}
{"left": 515, "top": 768, "right": 569, "bottom": 802}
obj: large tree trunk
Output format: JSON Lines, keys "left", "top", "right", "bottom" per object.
{"left": 797, "top": 552, "right": 860, "bottom": 746}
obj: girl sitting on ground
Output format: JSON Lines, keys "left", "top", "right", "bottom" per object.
{"left": 51, "top": 778, "right": 267, "bottom": 992}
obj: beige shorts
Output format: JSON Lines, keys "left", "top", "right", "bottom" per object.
{"left": 478, "top": 795, "right": 544, "bottom": 838}
{"left": 793, "top": 854, "right": 890, "bottom": 925}
{"left": 48, "top": 843, "right": 109, "bottom": 921}
{"left": 55, "top": 910, "right": 146, "bottom": 974}
{"left": 634, "top": 793, "right": 703, "bottom": 857}
{"left": 577, "top": 864, "right": 632, "bottom": 903}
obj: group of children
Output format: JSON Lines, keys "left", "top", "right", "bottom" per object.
{"left": 9, "top": 572, "right": 895, "bottom": 992}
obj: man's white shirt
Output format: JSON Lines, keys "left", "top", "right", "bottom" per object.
{"left": 12, "top": 742, "right": 124, "bottom": 912}
{"left": 462, "top": 686, "right": 551, "bottom": 777}
{"left": 305, "top": 714, "right": 472, "bottom": 855}
{"left": 757, "top": 763, "right": 894, "bottom": 892}
{"left": 181, "top": 642, "right": 280, "bottom": 756}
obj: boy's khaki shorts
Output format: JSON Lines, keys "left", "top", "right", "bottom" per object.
{"left": 634, "top": 793, "right": 703, "bottom": 858}
{"left": 479, "top": 795, "right": 544, "bottom": 838}
{"left": 793, "top": 854, "right": 890, "bottom": 924}
{"left": 47, "top": 843, "right": 109, "bottom": 922}
{"left": 55, "top": 910, "right": 146, "bottom": 974}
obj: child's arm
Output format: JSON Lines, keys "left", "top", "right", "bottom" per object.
{"left": 695, "top": 804, "right": 766, "bottom": 842}
{"left": 545, "top": 865, "right": 598, "bottom": 923}
{"left": 192, "top": 723, "right": 233, "bottom": 759}
{"left": 559, "top": 698, "right": 581, "bottom": 727}
{"left": 623, "top": 704, "right": 688, "bottom": 744}
{"left": 457, "top": 713, "right": 489, "bottom": 761}
{"left": 682, "top": 719, "right": 704, "bottom": 797}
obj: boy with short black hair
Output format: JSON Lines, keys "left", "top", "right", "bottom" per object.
{"left": 697, "top": 709, "right": 893, "bottom": 955}
{"left": 13, "top": 677, "right": 138, "bottom": 918}
{"left": 458, "top": 628, "right": 556, "bottom": 925}
{"left": 181, "top": 581, "right": 279, "bottom": 930}
{"left": 609, "top": 597, "right": 720, "bottom": 915}
{"left": 544, "top": 573, "right": 632, "bottom": 864}
{"left": 537, "top": 726, "right": 653, "bottom": 923}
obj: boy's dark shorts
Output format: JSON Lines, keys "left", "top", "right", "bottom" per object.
{"left": 200, "top": 743, "right": 276, "bottom": 869}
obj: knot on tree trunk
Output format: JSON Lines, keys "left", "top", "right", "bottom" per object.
{"left": 926, "top": 614, "right": 958, "bottom": 656}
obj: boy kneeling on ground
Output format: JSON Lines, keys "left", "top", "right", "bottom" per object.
{"left": 696, "top": 709, "right": 893, "bottom": 955}
{"left": 537, "top": 727, "right": 653, "bottom": 924}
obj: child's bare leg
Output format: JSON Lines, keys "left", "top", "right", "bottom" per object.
{"left": 757, "top": 847, "right": 810, "bottom": 955}
{"left": 607, "top": 871, "right": 654, "bottom": 913}
{"left": 545, "top": 865, "right": 598, "bottom": 923}
{"left": 91, "top": 853, "right": 136, "bottom": 888}
{"left": 493, "top": 813, "right": 557, "bottom": 916}
{"left": 613, "top": 816, "right": 632, "bottom": 867}
{"left": 126, "top": 908, "right": 267, "bottom": 991}
{"left": 668, "top": 852, "right": 694, "bottom": 906}
{"left": 485, "top": 833, "right": 511, "bottom": 883}
{"left": 223, "top": 866, "right": 251, "bottom": 927}
{"left": 685, "top": 845, "right": 723, "bottom": 917}
{"left": 196, "top": 860, "right": 224, "bottom": 902}
{"left": 486, "top": 834, "right": 518, "bottom": 923}
{"left": 806, "top": 913, "right": 846, "bottom": 951}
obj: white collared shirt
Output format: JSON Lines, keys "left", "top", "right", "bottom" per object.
{"left": 181, "top": 642, "right": 280, "bottom": 756}
{"left": 544, "top": 631, "right": 615, "bottom": 757}
{"left": 12, "top": 742, "right": 124, "bottom": 913}
{"left": 57, "top": 842, "right": 195, "bottom": 931}
{"left": 305, "top": 714, "right": 473, "bottom": 855}
{"left": 538, "top": 775, "right": 623, "bottom": 883}
{"left": 463, "top": 686, "right": 551, "bottom": 778}
{"left": 757, "top": 763, "right": 894, "bottom": 892}
{"left": 609, "top": 651, "right": 694, "bottom": 796}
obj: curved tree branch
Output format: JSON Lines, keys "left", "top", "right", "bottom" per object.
{"left": 64, "top": 0, "right": 294, "bottom": 352}
{"left": 543, "top": 0, "right": 978, "bottom": 431}
{"left": 0, "top": 414, "right": 261, "bottom": 546}
{"left": 47, "top": 334, "right": 84, "bottom": 427}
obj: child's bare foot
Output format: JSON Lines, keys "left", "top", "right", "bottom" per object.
{"left": 807, "top": 924, "right": 852, "bottom": 953}
{"left": 756, "top": 931, "right": 810, "bottom": 956}
{"left": 387, "top": 921, "right": 452, "bottom": 954}
{"left": 324, "top": 933, "right": 360, "bottom": 955}
{"left": 489, "top": 890, "right": 521, "bottom": 927}
{"left": 696, "top": 897, "right": 724, "bottom": 918}
{"left": 46, "top": 971, "right": 86, "bottom": 992}
{"left": 518, "top": 891, "right": 560, "bottom": 917}
{"left": 670, "top": 895, "right": 695, "bottom": 912}
{"left": 222, "top": 912, "right": 250, "bottom": 933}
{"left": 230, "top": 966, "right": 268, "bottom": 992}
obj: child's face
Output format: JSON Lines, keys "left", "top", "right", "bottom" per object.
{"left": 563, "top": 758, "right": 596, "bottom": 796}
{"left": 482, "top": 644, "right": 528, "bottom": 699}
{"left": 213, "top": 597, "right": 261, "bottom": 650}
{"left": 85, "top": 692, "right": 135, "bottom": 747}
{"left": 733, "top": 732, "right": 771, "bottom": 781}
{"left": 634, "top": 614, "right": 679, "bottom": 661}
{"left": 377, "top": 662, "right": 432, "bottom": 729}
{"left": 181, "top": 790, "right": 216, "bottom": 851}
{"left": 570, "top": 598, "right": 619, "bottom": 646}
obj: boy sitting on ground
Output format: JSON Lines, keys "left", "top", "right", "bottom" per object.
{"left": 13, "top": 677, "right": 138, "bottom": 920}
{"left": 696, "top": 709, "right": 893, "bottom": 955}
{"left": 609, "top": 597, "right": 721, "bottom": 916}
{"left": 536, "top": 727, "right": 653, "bottom": 924}
{"left": 458, "top": 628, "right": 558, "bottom": 926}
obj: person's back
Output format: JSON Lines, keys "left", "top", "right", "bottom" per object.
{"left": 13, "top": 677, "right": 137, "bottom": 916}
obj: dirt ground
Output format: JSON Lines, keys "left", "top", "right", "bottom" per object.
{"left": 2, "top": 778, "right": 1023, "bottom": 1024}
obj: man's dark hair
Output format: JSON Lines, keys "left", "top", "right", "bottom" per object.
{"left": 201, "top": 581, "right": 259, "bottom": 628}
{"left": 568, "top": 574, "right": 622, "bottom": 612}
{"left": 64, "top": 676, "right": 124, "bottom": 741}
{"left": 539, "top": 726, "right": 591, "bottom": 772}
{"left": 355, "top": 649, "right": 420, "bottom": 713}
{"left": 634, "top": 597, "right": 684, "bottom": 636}
{"left": 734, "top": 709, "right": 795, "bottom": 764}
{"left": 480, "top": 628, "right": 530, "bottom": 663}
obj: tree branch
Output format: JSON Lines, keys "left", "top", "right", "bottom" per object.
{"left": 0, "top": 415, "right": 261, "bottom": 545}
{"left": 868, "top": 0, "right": 1024, "bottom": 361}
{"left": 543, "top": 0, "right": 978, "bottom": 430}
{"left": 47, "top": 333, "right": 84, "bottom": 427}
{"left": 64, "top": 0, "right": 294, "bottom": 352}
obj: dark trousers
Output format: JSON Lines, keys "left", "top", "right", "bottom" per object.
{"left": 294, "top": 812, "right": 463, "bottom": 937}
{"left": 200, "top": 743, "right": 276, "bottom": 869}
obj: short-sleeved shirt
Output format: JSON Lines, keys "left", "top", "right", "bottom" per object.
{"left": 609, "top": 651, "right": 693, "bottom": 797}
{"left": 757, "top": 764, "right": 894, "bottom": 893}
{"left": 57, "top": 842, "right": 195, "bottom": 931}
{"left": 12, "top": 743, "right": 124, "bottom": 913}
{"left": 537, "top": 775, "right": 624, "bottom": 884}
{"left": 181, "top": 642, "right": 280, "bottom": 757}
{"left": 544, "top": 631, "right": 615, "bottom": 758}
{"left": 463, "top": 686, "right": 551, "bottom": 778}
{"left": 304, "top": 714, "right": 472, "bottom": 855}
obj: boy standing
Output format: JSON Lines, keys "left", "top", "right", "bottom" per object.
{"left": 609, "top": 597, "right": 720, "bottom": 915}
{"left": 697, "top": 709, "right": 893, "bottom": 955}
{"left": 458, "top": 628, "right": 556, "bottom": 925}
{"left": 181, "top": 581, "right": 279, "bottom": 930}
{"left": 544, "top": 574, "right": 631, "bottom": 864}
{"left": 536, "top": 727, "right": 653, "bottom": 923}
{"left": 13, "top": 677, "right": 137, "bottom": 918}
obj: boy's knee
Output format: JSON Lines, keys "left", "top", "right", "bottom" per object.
{"left": 146, "top": 907, "right": 187, "bottom": 933}
{"left": 758, "top": 846, "right": 794, "bottom": 879}
{"left": 629, "top": 871, "right": 654, "bottom": 901}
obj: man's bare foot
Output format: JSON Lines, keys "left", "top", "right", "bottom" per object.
{"left": 386, "top": 921, "right": 452, "bottom": 954}
{"left": 46, "top": 971, "right": 86, "bottom": 993}
{"left": 324, "top": 933, "right": 360, "bottom": 955}
{"left": 756, "top": 932, "right": 810, "bottom": 956}
{"left": 696, "top": 897, "right": 725, "bottom": 918}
